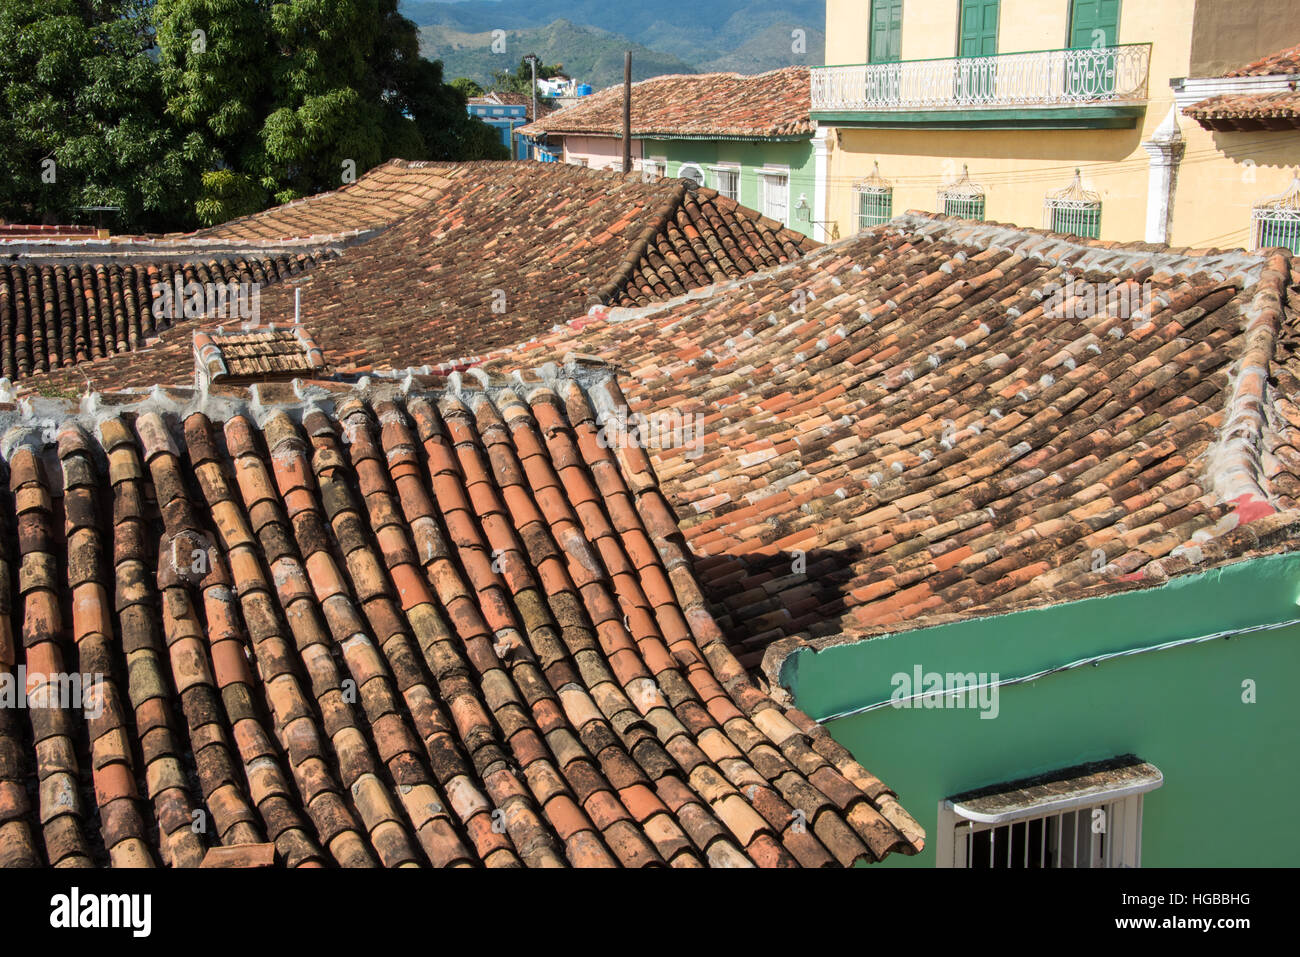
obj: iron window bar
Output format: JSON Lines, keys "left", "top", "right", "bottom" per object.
{"left": 1252, "top": 175, "right": 1300, "bottom": 254}
{"left": 938, "top": 163, "right": 986, "bottom": 221}
{"left": 854, "top": 160, "right": 894, "bottom": 232}
{"left": 1045, "top": 167, "right": 1103, "bottom": 238}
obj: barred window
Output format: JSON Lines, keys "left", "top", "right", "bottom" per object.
{"left": 1252, "top": 177, "right": 1300, "bottom": 254}
{"left": 937, "top": 758, "right": 1163, "bottom": 869}
{"left": 1045, "top": 168, "right": 1102, "bottom": 239}
{"left": 756, "top": 168, "right": 790, "bottom": 224}
{"left": 938, "top": 164, "right": 986, "bottom": 221}
{"left": 854, "top": 161, "right": 894, "bottom": 233}
{"left": 711, "top": 166, "right": 740, "bottom": 201}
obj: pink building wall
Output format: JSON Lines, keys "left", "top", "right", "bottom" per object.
{"left": 560, "top": 135, "right": 644, "bottom": 171}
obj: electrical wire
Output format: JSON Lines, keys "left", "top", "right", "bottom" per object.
{"left": 818, "top": 616, "right": 1300, "bottom": 724}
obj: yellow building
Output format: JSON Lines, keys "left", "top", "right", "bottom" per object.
{"left": 813, "top": 0, "right": 1300, "bottom": 249}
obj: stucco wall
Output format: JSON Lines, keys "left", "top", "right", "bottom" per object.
{"left": 559, "top": 135, "right": 642, "bottom": 171}
{"left": 781, "top": 552, "right": 1300, "bottom": 867}
{"left": 646, "top": 138, "right": 819, "bottom": 238}
{"left": 819, "top": 0, "right": 1300, "bottom": 246}
{"left": 1188, "top": 0, "right": 1300, "bottom": 78}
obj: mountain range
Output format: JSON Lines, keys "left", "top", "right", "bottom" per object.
{"left": 401, "top": 0, "right": 826, "bottom": 90}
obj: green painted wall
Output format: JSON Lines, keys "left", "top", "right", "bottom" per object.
{"left": 643, "top": 138, "right": 817, "bottom": 239}
{"left": 781, "top": 552, "right": 1300, "bottom": 867}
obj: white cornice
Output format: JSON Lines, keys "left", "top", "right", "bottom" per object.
{"left": 1171, "top": 73, "right": 1297, "bottom": 110}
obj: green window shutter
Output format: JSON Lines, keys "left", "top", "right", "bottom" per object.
{"left": 959, "top": 0, "right": 1000, "bottom": 57}
{"left": 1069, "top": 0, "right": 1120, "bottom": 49}
{"left": 870, "top": 0, "right": 903, "bottom": 63}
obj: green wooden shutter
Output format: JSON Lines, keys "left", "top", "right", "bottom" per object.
{"left": 870, "top": 0, "right": 903, "bottom": 63}
{"left": 1069, "top": 0, "right": 1120, "bottom": 49}
{"left": 959, "top": 0, "right": 1000, "bottom": 57}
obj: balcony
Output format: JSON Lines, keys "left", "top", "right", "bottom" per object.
{"left": 811, "top": 44, "right": 1152, "bottom": 129}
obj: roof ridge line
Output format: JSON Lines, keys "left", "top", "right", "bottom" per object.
{"left": 887, "top": 211, "right": 1268, "bottom": 284}
{"left": 589, "top": 180, "right": 690, "bottom": 305}
{"left": 1204, "top": 250, "right": 1291, "bottom": 513}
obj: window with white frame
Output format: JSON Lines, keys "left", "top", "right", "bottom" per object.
{"left": 854, "top": 161, "right": 894, "bottom": 232}
{"left": 1045, "top": 168, "right": 1102, "bottom": 239}
{"left": 711, "top": 165, "right": 740, "bottom": 201}
{"left": 936, "top": 757, "right": 1163, "bottom": 869}
{"left": 677, "top": 162, "right": 706, "bottom": 188}
{"left": 756, "top": 168, "right": 790, "bottom": 224}
{"left": 938, "top": 163, "right": 986, "bottom": 221}
{"left": 1252, "top": 176, "right": 1300, "bottom": 253}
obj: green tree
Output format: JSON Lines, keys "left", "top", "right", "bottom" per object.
{"left": 450, "top": 77, "right": 485, "bottom": 99}
{"left": 156, "top": 0, "right": 507, "bottom": 223}
{"left": 0, "top": 0, "right": 192, "bottom": 231}
{"left": 491, "top": 56, "right": 564, "bottom": 95}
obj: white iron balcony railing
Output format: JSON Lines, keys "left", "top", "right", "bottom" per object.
{"left": 811, "top": 44, "right": 1152, "bottom": 113}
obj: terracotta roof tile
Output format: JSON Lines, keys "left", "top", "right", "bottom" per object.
{"left": 1224, "top": 42, "right": 1300, "bottom": 77}
{"left": 519, "top": 68, "right": 812, "bottom": 140}
{"left": 0, "top": 252, "right": 327, "bottom": 382}
{"left": 0, "top": 369, "right": 919, "bottom": 867}
{"left": 1184, "top": 90, "right": 1300, "bottom": 129}
{"left": 478, "top": 212, "right": 1300, "bottom": 667}
{"left": 12, "top": 161, "right": 814, "bottom": 393}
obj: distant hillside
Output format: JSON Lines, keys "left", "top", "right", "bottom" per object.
{"left": 700, "top": 23, "right": 826, "bottom": 75}
{"left": 419, "top": 19, "right": 698, "bottom": 90}
{"left": 402, "top": 0, "right": 825, "bottom": 82}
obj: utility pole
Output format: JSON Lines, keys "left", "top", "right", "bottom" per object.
{"left": 622, "top": 51, "right": 632, "bottom": 174}
{"left": 524, "top": 53, "right": 539, "bottom": 155}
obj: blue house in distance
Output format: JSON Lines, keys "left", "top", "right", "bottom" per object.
{"left": 467, "top": 93, "right": 559, "bottom": 160}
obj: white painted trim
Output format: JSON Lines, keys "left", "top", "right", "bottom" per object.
{"left": 756, "top": 165, "right": 793, "bottom": 226}
{"left": 1171, "top": 73, "right": 1297, "bottom": 111}
{"left": 1142, "top": 104, "right": 1186, "bottom": 244}
{"left": 707, "top": 163, "right": 742, "bottom": 200}
{"left": 812, "top": 126, "right": 832, "bottom": 242}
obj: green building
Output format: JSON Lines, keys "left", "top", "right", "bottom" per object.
{"left": 519, "top": 67, "right": 824, "bottom": 240}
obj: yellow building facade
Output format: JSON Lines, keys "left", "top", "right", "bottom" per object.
{"left": 814, "top": 0, "right": 1300, "bottom": 249}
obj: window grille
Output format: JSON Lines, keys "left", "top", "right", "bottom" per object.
{"left": 1045, "top": 168, "right": 1102, "bottom": 239}
{"left": 939, "top": 163, "right": 986, "bottom": 220}
{"left": 1252, "top": 176, "right": 1300, "bottom": 253}
{"left": 712, "top": 167, "right": 740, "bottom": 201}
{"left": 936, "top": 758, "right": 1162, "bottom": 869}
{"left": 757, "top": 169, "right": 790, "bottom": 224}
{"left": 854, "top": 161, "right": 894, "bottom": 232}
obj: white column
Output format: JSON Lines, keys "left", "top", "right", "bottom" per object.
{"left": 1142, "top": 105, "right": 1186, "bottom": 245}
{"left": 812, "top": 125, "right": 833, "bottom": 243}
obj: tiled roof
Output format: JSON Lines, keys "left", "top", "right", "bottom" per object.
{"left": 0, "top": 226, "right": 105, "bottom": 240}
{"left": 1183, "top": 91, "right": 1300, "bottom": 130}
{"left": 1185, "top": 42, "right": 1300, "bottom": 128}
{"left": 194, "top": 328, "right": 327, "bottom": 383}
{"left": 17, "top": 162, "right": 815, "bottom": 393}
{"left": 176, "top": 161, "right": 466, "bottom": 242}
{"left": 518, "top": 67, "right": 813, "bottom": 140}
{"left": 0, "top": 252, "right": 329, "bottom": 382}
{"left": 480, "top": 213, "right": 1300, "bottom": 665}
{"left": 1224, "top": 42, "right": 1300, "bottom": 77}
{"left": 0, "top": 370, "right": 923, "bottom": 867}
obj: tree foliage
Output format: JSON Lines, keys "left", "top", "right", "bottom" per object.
{"left": 491, "top": 56, "right": 564, "bottom": 95}
{"left": 0, "top": 0, "right": 507, "bottom": 231}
